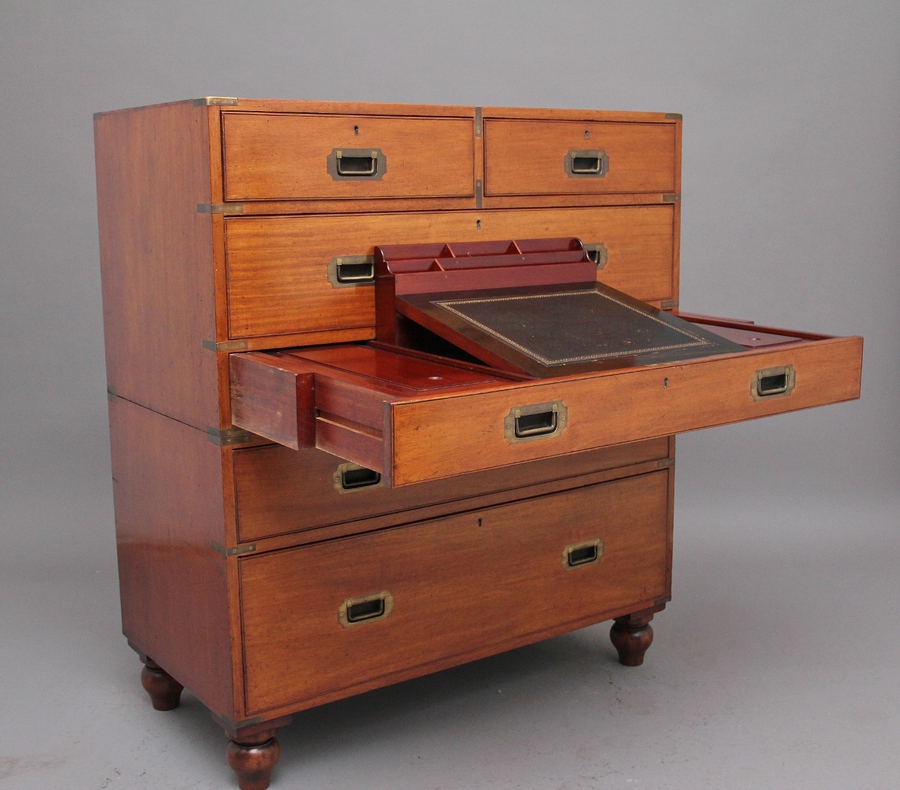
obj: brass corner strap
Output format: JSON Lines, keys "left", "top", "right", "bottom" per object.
{"left": 194, "top": 97, "right": 239, "bottom": 107}
{"left": 197, "top": 203, "right": 244, "bottom": 214}
{"left": 202, "top": 338, "right": 249, "bottom": 353}
{"left": 212, "top": 542, "right": 257, "bottom": 557}
{"left": 206, "top": 426, "right": 253, "bottom": 446}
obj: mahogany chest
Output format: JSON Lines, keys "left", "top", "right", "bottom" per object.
{"left": 94, "top": 98, "right": 862, "bottom": 789}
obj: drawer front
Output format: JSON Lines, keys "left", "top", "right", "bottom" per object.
{"left": 230, "top": 333, "right": 862, "bottom": 487}
{"left": 239, "top": 471, "right": 670, "bottom": 714}
{"left": 484, "top": 119, "right": 677, "bottom": 196}
{"left": 222, "top": 112, "right": 475, "bottom": 201}
{"left": 233, "top": 438, "right": 670, "bottom": 542}
{"left": 225, "top": 206, "right": 676, "bottom": 339}
{"left": 385, "top": 336, "right": 862, "bottom": 486}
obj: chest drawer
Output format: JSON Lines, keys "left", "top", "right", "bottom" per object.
{"left": 239, "top": 470, "right": 671, "bottom": 714}
{"left": 233, "top": 438, "right": 670, "bottom": 543}
{"left": 224, "top": 205, "right": 676, "bottom": 340}
{"left": 230, "top": 328, "right": 862, "bottom": 487}
{"left": 483, "top": 119, "right": 677, "bottom": 197}
{"left": 221, "top": 111, "right": 476, "bottom": 202}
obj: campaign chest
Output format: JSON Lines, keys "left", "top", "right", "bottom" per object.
{"left": 94, "top": 98, "right": 862, "bottom": 789}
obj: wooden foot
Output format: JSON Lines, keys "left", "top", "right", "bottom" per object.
{"left": 140, "top": 656, "right": 184, "bottom": 711}
{"left": 610, "top": 611, "right": 655, "bottom": 666}
{"left": 226, "top": 730, "right": 281, "bottom": 790}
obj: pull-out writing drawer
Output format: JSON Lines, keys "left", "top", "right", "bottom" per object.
{"left": 221, "top": 111, "right": 476, "bottom": 202}
{"left": 229, "top": 320, "right": 862, "bottom": 487}
{"left": 239, "top": 470, "right": 671, "bottom": 715}
{"left": 483, "top": 118, "right": 678, "bottom": 197}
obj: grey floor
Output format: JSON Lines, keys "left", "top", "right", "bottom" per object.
{"left": 3, "top": 452, "right": 898, "bottom": 790}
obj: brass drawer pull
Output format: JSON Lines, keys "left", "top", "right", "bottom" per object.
{"left": 751, "top": 364, "right": 796, "bottom": 400}
{"left": 517, "top": 409, "right": 557, "bottom": 437}
{"left": 333, "top": 462, "right": 382, "bottom": 493}
{"left": 565, "top": 149, "right": 609, "bottom": 177}
{"left": 327, "top": 256, "right": 376, "bottom": 288}
{"left": 327, "top": 148, "right": 386, "bottom": 180}
{"left": 336, "top": 260, "right": 375, "bottom": 284}
{"left": 338, "top": 154, "right": 377, "bottom": 176}
{"left": 563, "top": 539, "right": 604, "bottom": 570}
{"left": 504, "top": 400, "right": 568, "bottom": 443}
{"left": 339, "top": 591, "right": 394, "bottom": 627}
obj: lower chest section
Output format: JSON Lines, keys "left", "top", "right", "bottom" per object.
{"left": 238, "top": 469, "right": 671, "bottom": 715}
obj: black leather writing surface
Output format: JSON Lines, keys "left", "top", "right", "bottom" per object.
{"left": 396, "top": 281, "right": 746, "bottom": 377}
{"left": 435, "top": 290, "right": 715, "bottom": 366}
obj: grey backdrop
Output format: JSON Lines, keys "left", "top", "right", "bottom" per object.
{"left": 1, "top": 2, "right": 898, "bottom": 789}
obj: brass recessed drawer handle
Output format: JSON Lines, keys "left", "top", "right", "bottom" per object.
{"left": 504, "top": 400, "right": 568, "bottom": 443}
{"left": 327, "top": 148, "right": 386, "bottom": 180}
{"left": 565, "top": 149, "right": 609, "bottom": 177}
{"left": 333, "top": 462, "right": 382, "bottom": 492}
{"left": 327, "top": 255, "right": 376, "bottom": 288}
{"left": 516, "top": 409, "right": 557, "bottom": 437}
{"left": 751, "top": 364, "right": 796, "bottom": 400}
{"left": 337, "top": 154, "right": 377, "bottom": 176}
{"left": 339, "top": 591, "right": 394, "bottom": 627}
{"left": 563, "top": 539, "right": 604, "bottom": 570}
{"left": 336, "top": 260, "right": 375, "bottom": 283}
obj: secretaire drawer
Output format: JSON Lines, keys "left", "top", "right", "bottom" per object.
{"left": 221, "top": 111, "right": 476, "bottom": 202}
{"left": 233, "top": 438, "right": 670, "bottom": 543}
{"left": 229, "top": 326, "right": 862, "bottom": 487}
{"left": 224, "top": 206, "right": 677, "bottom": 339}
{"left": 483, "top": 119, "right": 678, "bottom": 197}
{"left": 239, "top": 470, "right": 671, "bottom": 714}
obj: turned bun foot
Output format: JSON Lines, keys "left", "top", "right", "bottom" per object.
{"left": 610, "top": 612, "right": 655, "bottom": 666}
{"left": 227, "top": 734, "right": 281, "bottom": 790}
{"left": 140, "top": 656, "right": 184, "bottom": 711}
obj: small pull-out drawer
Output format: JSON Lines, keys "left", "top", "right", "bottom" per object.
{"left": 239, "top": 471, "right": 670, "bottom": 714}
{"left": 221, "top": 111, "right": 475, "bottom": 202}
{"left": 483, "top": 118, "right": 677, "bottom": 197}
{"left": 229, "top": 323, "right": 862, "bottom": 487}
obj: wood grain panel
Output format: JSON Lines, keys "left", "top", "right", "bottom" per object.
{"left": 95, "top": 100, "right": 220, "bottom": 430}
{"left": 484, "top": 119, "right": 677, "bottom": 196}
{"left": 224, "top": 206, "right": 676, "bottom": 339}
{"left": 388, "top": 336, "right": 863, "bottom": 485}
{"left": 230, "top": 353, "right": 314, "bottom": 451}
{"left": 240, "top": 471, "right": 670, "bottom": 714}
{"left": 109, "top": 397, "right": 235, "bottom": 718}
{"left": 222, "top": 112, "right": 475, "bottom": 201}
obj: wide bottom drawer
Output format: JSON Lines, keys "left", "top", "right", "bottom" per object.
{"left": 239, "top": 470, "right": 670, "bottom": 715}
